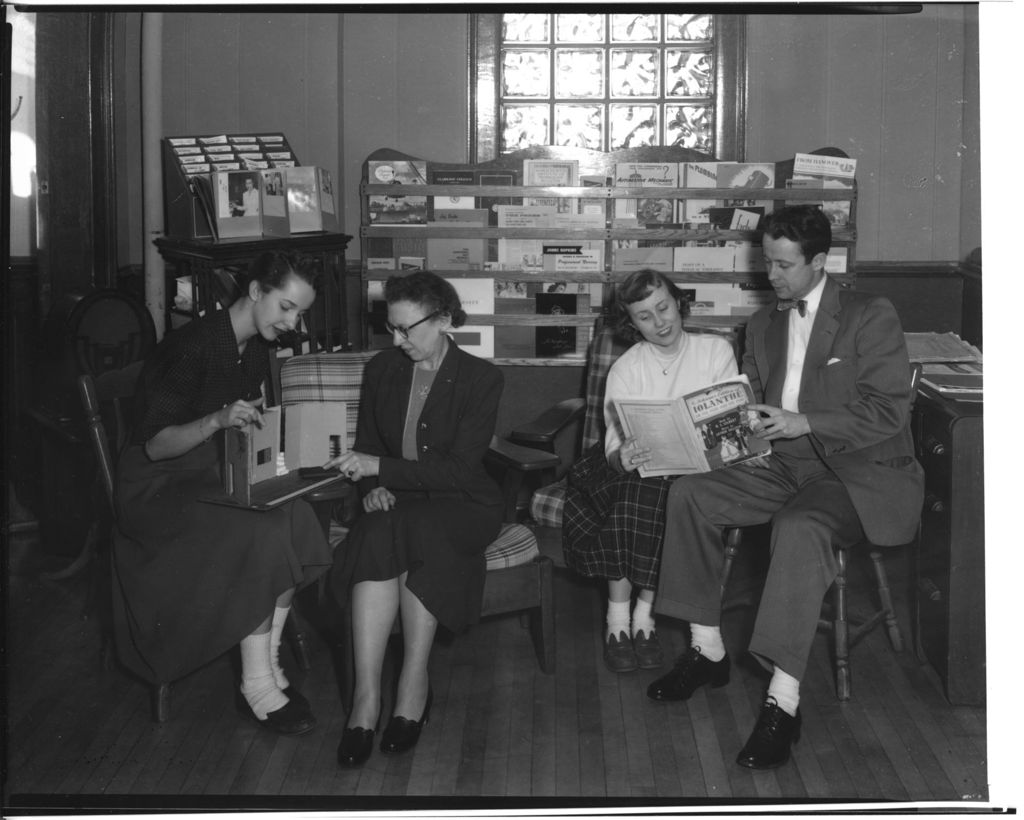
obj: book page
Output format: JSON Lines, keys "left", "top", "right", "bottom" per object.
{"left": 612, "top": 397, "right": 707, "bottom": 477}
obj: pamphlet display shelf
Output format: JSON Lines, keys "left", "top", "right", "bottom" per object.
{"left": 359, "top": 145, "right": 857, "bottom": 365}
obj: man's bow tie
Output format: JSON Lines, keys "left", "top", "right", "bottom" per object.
{"left": 777, "top": 299, "right": 807, "bottom": 317}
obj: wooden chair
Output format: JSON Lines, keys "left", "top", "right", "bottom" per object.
{"left": 77, "top": 365, "right": 313, "bottom": 723}
{"left": 717, "top": 363, "right": 923, "bottom": 701}
{"left": 277, "top": 351, "right": 558, "bottom": 683}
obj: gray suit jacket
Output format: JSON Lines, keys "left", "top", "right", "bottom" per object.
{"left": 742, "top": 276, "right": 924, "bottom": 545}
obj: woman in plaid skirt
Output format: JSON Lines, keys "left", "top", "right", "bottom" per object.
{"left": 563, "top": 269, "right": 738, "bottom": 673}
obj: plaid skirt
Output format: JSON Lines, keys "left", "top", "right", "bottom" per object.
{"left": 562, "top": 443, "right": 674, "bottom": 590}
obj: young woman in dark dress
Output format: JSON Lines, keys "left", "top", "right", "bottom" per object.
{"left": 326, "top": 272, "right": 504, "bottom": 767}
{"left": 112, "top": 251, "right": 332, "bottom": 735}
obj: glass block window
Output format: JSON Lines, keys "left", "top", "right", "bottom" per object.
{"left": 497, "top": 12, "right": 717, "bottom": 153}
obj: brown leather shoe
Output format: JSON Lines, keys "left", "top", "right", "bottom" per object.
{"left": 603, "top": 630, "right": 638, "bottom": 673}
{"left": 632, "top": 629, "right": 664, "bottom": 669}
{"left": 735, "top": 696, "right": 801, "bottom": 769}
{"left": 646, "top": 646, "right": 729, "bottom": 701}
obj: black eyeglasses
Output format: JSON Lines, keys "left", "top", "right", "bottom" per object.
{"left": 385, "top": 310, "right": 440, "bottom": 340}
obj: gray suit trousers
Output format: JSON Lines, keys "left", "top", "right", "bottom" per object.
{"left": 655, "top": 447, "right": 864, "bottom": 680}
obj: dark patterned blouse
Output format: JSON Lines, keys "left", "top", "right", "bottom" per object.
{"left": 131, "top": 309, "right": 270, "bottom": 445}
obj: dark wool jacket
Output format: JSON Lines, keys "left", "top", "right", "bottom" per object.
{"left": 353, "top": 339, "right": 505, "bottom": 510}
{"left": 743, "top": 276, "right": 925, "bottom": 545}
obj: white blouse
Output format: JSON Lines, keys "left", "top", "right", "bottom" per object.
{"left": 603, "top": 332, "right": 738, "bottom": 460}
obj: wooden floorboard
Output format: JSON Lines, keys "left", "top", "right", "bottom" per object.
{"left": 3, "top": 542, "right": 992, "bottom": 810}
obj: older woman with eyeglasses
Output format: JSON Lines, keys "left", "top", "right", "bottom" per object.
{"left": 324, "top": 271, "right": 505, "bottom": 768}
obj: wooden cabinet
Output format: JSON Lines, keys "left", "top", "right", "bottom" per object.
{"left": 154, "top": 233, "right": 352, "bottom": 351}
{"left": 358, "top": 146, "right": 857, "bottom": 363}
{"left": 912, "top": 389, "right": 985, "bottom": 705}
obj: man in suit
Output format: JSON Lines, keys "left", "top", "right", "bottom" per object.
{"left": 649, "top": 205, "right": 924, "bottom": 769}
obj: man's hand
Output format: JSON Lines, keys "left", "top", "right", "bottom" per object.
{"left": 748, "top": 403, "right": 811, "bottom": 440}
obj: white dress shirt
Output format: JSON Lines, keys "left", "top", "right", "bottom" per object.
{"left": 780, "top": 275, "right": 827, "bottom": 412}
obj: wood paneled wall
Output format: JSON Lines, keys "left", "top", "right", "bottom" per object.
{"left": 745, "top": 6, "right": 979, "bottom": 261}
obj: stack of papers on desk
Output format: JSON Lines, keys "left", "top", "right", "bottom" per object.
{"left": 920, "top": 361, "right": 983, "bottom": 400}
{"left": 906, "top": 333, "right": 983, "bottom": 402}
{"left": 904, "top": 331, "right": 981, "bottom": 363}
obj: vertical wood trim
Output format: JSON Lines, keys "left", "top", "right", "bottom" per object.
{"left": 2, "top": 12, "right": 11, "bottom": 269}
{"left": 471, "top": 13, "right": 499, "bottom": 163}
{"left": 91, "top": 12, "right": 118, "bottom": 288}
{"left": 714, "top": 14, "right": 746, "bottom": 161}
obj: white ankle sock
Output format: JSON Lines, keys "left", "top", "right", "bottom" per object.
{"left": 767, "top": 667, "right": 801, "bottom": 716}
{"left": 240, "top": 631, "right": 288, "bottom": 719}
{"left": 606, "top": 599, "right": 631, "bottom": 639}
{"left": 689, "top": 623, "right": 726, "bottom": 662}
{"left": 631, "top": 597, "right": 656, "bottom": 637}
{"left": 269, "top": 605, "right": 291, "bottom": 690}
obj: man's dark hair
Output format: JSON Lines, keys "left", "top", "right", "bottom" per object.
{"left": 761, "top": 204, "right": 832, "bottom": 262}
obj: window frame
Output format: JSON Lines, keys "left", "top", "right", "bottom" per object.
{"left": 469, "top": 12, "right": 746, "bottom": 162}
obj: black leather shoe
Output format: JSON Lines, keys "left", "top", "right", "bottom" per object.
{"left": 380, "top": 689, "right": 432, "bottom": 755}
{"left": 736, "top": 696, "right": 801, "bottom": 769}
{"left": 238, "top": 693, "right": 316, "bottom": 736}
{"left": 632, "top": 629, "right": 664, "bottom": 670}
{"left": 603, "top": 630, "right": 638, "bottom": 673}
{"left": 337, "top": 726, "right": 375, "bottom": 767}
{"left": 646, "top": 646, "right": 729, "bottom": 701}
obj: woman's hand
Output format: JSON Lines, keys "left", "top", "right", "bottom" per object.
{"left": 214, "top": 397, "right": 266, "bottom": 431}
{"left": 323, "top": 450, "right": 380, "bottom": 482}
{"left": 362, "top": 486, "right": 396, "bottom": 513}
{"left": 617, "top": 436, "right": 651, "bottom": 473}
{"left": 145, "top": 397, "right": 264, "bottom": 461}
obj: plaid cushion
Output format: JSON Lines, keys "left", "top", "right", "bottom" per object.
{"left": 530, "top": 479, "right": 566, "bottom": 528}
{"left": 484, "top": 523, "right": 539, "bottom": 570}
{"left": 279, "top": 351, "right": 379, "bottom": 451}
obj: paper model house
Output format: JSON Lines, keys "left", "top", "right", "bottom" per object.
{"left": 223, "top": 406, "right": 283, "bottom": 505}
{"left": 222, "top": 403, "right": 347, "bottom": 505}
{"left": 284, "top": 402, "right": 347, "bottom": 470}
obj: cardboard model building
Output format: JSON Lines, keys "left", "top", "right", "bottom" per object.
{"left": 222, "top": 403, "right": 346, "bottom": 505}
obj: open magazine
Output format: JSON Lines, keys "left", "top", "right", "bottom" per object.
{"left": 613, "top": 375, "right": 770, "bottom": 478}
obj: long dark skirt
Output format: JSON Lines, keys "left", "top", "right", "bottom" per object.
{"left": 112, "top": 440, "right": 332, "bottom": 684}
{"left": 329, "top": 492, "right": 503, "bottom": 633}
{"left": 562, "top": 444, "right": 674, "bottom": 590}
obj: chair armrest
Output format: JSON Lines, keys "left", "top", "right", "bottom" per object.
{"left": 486, "top": 436, "right": 562, "bottom": 522}
{"left": 487, "top": 436, "right": 561, "bottom": 474}
{"left": 507, "top": 398, "right": 585, "bottom": 450}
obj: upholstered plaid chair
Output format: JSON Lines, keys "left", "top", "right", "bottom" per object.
{"left": 278, "top": 351, "right": 557, "bottom": 683}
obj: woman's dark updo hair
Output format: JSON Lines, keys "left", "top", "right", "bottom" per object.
{"left": 612, "top": 268, "right": 690, "bottom": 344}
{"left": 240, "top": 250, "right": 319, "bottom": 295}
{"left": 384, "top": 271, "right": 467, "bottom": 328}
